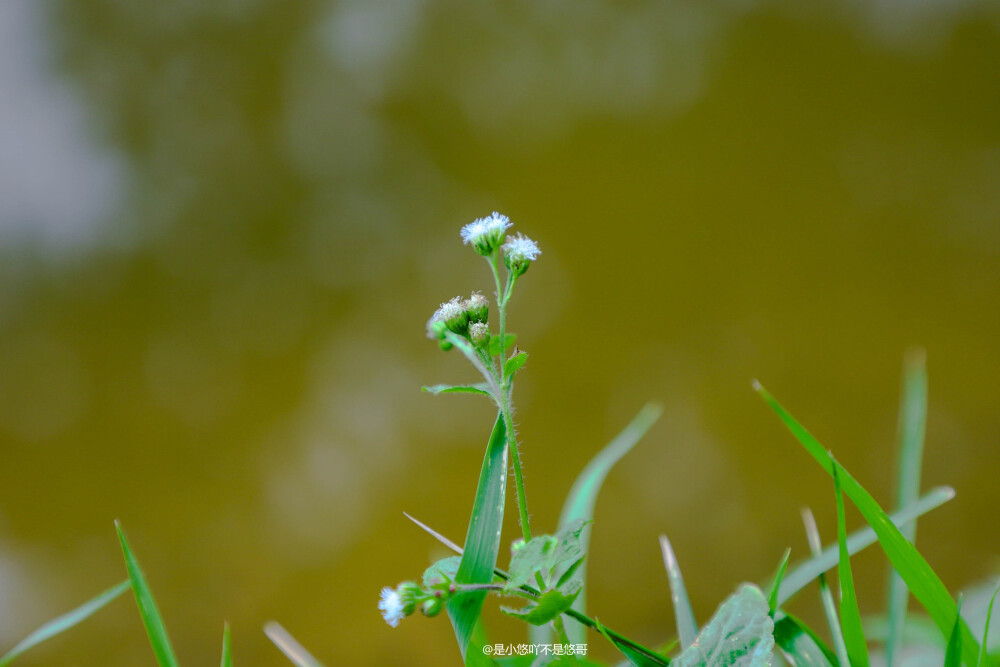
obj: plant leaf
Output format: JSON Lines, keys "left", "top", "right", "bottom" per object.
{"left": 422, "top": 383, "right": 493, "bottom": 397}
{"left": 115, "top": 521, "right": 180, "bottom": 667}
{"left": 800, "top": 507, "right": 849, "bottom": 666}
{"left": 424, "top": 556, "right": 463, "bottom": 587}
{"left": 946, "top": 596, "right": 965, "bottom": 667}
{"left": 755, "top": 382, "right": 980, "bottom": 666}
{"left": 503, "top": 352, "right": 528, "bottom": 379}
{"left": 978, "top": 581, "right": 1000, "bottom": 667}
{"left": 505, "top": 520, "right": 587, "bottom": 593}
{"left": 541, "top": 403, "right": 662, "bottom": 645}
{"left": 766, "top": 547, "right": 791, "bottom": 617}
{"left": 833, "top": 459, "right": 869, "bottom": 667}
{"left": 264, "top": 622, "right": 325, "bottom": 667}
{"left": 772, "top": 614, "right": 837, "bottom": 667}
{"left": 220, "top": 623, "right": 232, "bottom": 667}
{"left": 594, "top": 617, "right": 664, "bottom": 667}
{"left": 0, "top": 580, "right": 129, "bottom": 667}
{"left": 673, "top": 584, "right": 775, "bottom": 667}
{"left": 659, "top": 534, "right": 698, "bottom": 650}
{"left": 777, "top": 486, "right": 953, "bottom": 606}
{"left": 886, "top": 349, "right": 927, "bottom": 667}
{"left": 446, "top": 413, "right": 509, "bottom": 660}
{"left": 488, "top": 334, "right": 516, "bottom": 356}
{"left": 501, "top": 585, "right": 582, "bottom": 626}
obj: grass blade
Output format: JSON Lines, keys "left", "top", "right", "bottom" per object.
{"left": 659, "top": 534, "right": 698, "bottom": 650}
{"left": 766, "top": 547, "right": 792, "bottom": 616}
{"left": 773, "top": 613, "right": 838, "bottom": 667}
{"left": 220, "top": 623, "right": 232, "bottom": 667}
{"left": 446, "top": 413, "right": 508, "bottom": 660}
{"left": 801, "top": 507, "right": 849, "bottom": 666}
{"left": 833, "top": 459, "right": 869, "bottom": 667}
{"left": 0, "top": 580, "right": 129, "bottom": 667}
{"left": 978, "top": 582, "right": 1000, "bottom": 667}
{"left": 115, "top": 521, "right": 180, "bottom": 667}
{"left": 886, "top": 349, "right": 927, "bottom": 667}
{"left": 778, "top": 486, "right": 953, "bottom": 606}
{"left": 946, "top": 596, "right": 965, "bottom": 667}
{"left": 264, "top": 622, "right": 325, "bottom": 667}
{"left": 547, "top": 403, "right": 661, "bottom": 644}
{"left": 755, "top": 382, "right": 980, "bottom": 665}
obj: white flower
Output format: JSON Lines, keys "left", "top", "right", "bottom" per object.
{"left": 379, "top": 586, "right": 405, "bottom": 627}
{"left": 461, "top": 212, "right": 511, "bottom": 255}
{"left": 502, "top": 233, "right": 541, "bottom": 262}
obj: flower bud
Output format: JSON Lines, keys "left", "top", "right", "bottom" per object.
{"left": 421, "top": 597, "right": 444, "bottom": 617}
{"left": 469, "top": 322, "right": 490, "bottom": 347}
{"left": 464, "top": 291, "right": 489, "bottom": 324}
{"left": 438, "top": 296, "right": 469, "bottom": 336}
{"left": 396, "top": 581, "right": 423, "bottom": 616}
{"left": 502, "top": 233, "right": 541, "bottom": 277}
{"left": 461, "top": 212, "right": 512, "bottom": 255}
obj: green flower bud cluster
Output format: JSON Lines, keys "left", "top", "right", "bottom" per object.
{"left": 426, "top": 292, "right": 491, "bottom": 351}
{"left": 380, "top": 579, "right": 461, "bottom": 626}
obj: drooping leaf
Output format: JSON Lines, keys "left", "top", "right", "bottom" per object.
{"left": 946, "top": 596, "right": 965, "bottom": 667}
{"left": 115, "top": 521, "right": 180, "bottom": 667}
{"left": 755, "top": 382, "right": 980, "bottom": 666}
{"left": 833, "top": 459, "right": 869, "bottom": 667}
{"left": 446, "top": 413, "right": 509, "bottom": 660}
{"left": 800, "top": 507, "right": 849, "bottom": 666}
{"left": 772, "top": 614, "right": 837, "bottom": 667}
{"left": 673, "top": 584, "right": 774, "bottom": 667}
{"left": 422, "top": 383, "right": 493, "bottom": 397}
{"left": 501, "top": 585, "right": 583, "bottom": 626}
{"left": 766, "top": 548, "right": 792, "bottom": 617}
{"left": 264, "top": 622, "right": 325, "bottom": 667}
{"left": 504, "top": 352, "right": 528, "bottom": 379}
{"left": 886, "top": 350, "right": 927, "bottom": 667}
{"left": 488, "top": 334, "right": 517, "bottom": 357}
{"left": 220, "top": 623, "right": 232, "bottom": 667}
{"left": 0, "top": 580, "right": 129, "bottom": 667}
{"left": 659, "top": 534, "right": 698, "bottom": 650}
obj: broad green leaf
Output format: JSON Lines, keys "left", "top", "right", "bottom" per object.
{"left": 0, "top": 580, "right": 129, "bottom": 667}
{"left": 778, "top": 486, "right": 953, "bottom": 606}
{"left": 264, "top": 622, "right": 325, "bottom": 667}
{"left": 504, "top": 352, "right": 528, "bottom": 379}
{"left": 422, "top": 383, "right": 493, "bottom": 397}
{"left": 220, "top": 623, "right": 232, "bottom": 667}
{"left": 800, "top": 507, "right": 849, "bottom": 666}
{"left": 886, "top": 350, "right": 927, "bottom": 667}
{"left": 673, "top": 584, "right": 774, "bottom": 667}
{"left": 979, "top": 582, "right": 1000, "bottom": 667}
{"left": 946, "top": 596, "right": 965, "bottom": 667}
{"left": 543, "top": 403, "right": 662, "bottom": 645}
{"left": 446, "top": 413, "right": 509, "bottom": 660}
{"left": 488, "top": 333, "right": 516, "bottom": 356}
{"left": 424, "top": 556, "right": 462, "bottom": 587}
{"left": 659, "top": 534, "right": 698, "bottom": 650}
{"left": 755, "top": 382, "right": 980, "bottom": 666}
{"left": 501, "top": 585, "right": 582, "bottom": 626}
{"left": 772, "top": 614, "right": 837, "bottom": 667}
{"left": 833, "top": 460, "right": 869, "bottom": 667}
{"left": 115, "top": 521, "right": 180, "bottom": 667}
{"left": 505, "top": 520, "right": 586, "bottom": 592}
{"left": 766, "top": 548, "right": 791, "bottom": 617}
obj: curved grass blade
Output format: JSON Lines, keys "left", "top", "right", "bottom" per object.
{"left": 221, "top": 623, "right": 232, "bottom": 667}
{"left": 446, "top": 413, "right": 508, "bottom": 661}
{"left": 660, "top": 534, "right": 698, "bottom": 650}
{"left": 115, "top": 521, "right": 179, "bottom": 667}
{"left": 422, "top": 383, "right": 492, "bottom": 397}
{"left": 886, "top": 349, "right": 927, "bottom": 667}
{"left": 801, "top": 507, "right": 849, "bottom": 666}
{"left": 978, "top": 582, "right": 1000, "bottom": 667}
{"left": 773, "top": 614, "right": 837, "bottom": 667}
{"left": 946, "top": 596, "right": 966, "bottom": 667}
{"left": 594, "top": 617, "right": 663, "bottom": 667}
{"left": 766, "top": 547, "right": 791, "bottom": 617}
{"left": 778, "top": 486, "right": 953, "bottom": 606}
{"left": 833, "top": 459, "right": 869, "bottom": 667}
{"left": 546, "top": 403, "right": 662, "bottom": 644}
{"left": 0, "top": 580, "right": 129, "bottom": 667}
{"left": 264, "top": 622, "right": 325, "bottom": 667}
{"left": 755, "top": 382, "right": 980, "bottom": 666}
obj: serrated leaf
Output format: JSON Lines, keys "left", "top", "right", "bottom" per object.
{"left": 505, "top": 520, "right": 586, "bottom": 593}
{"left": 755, "top": 382, "right": 980, "bottom": 666}
{"left": 488, "top": 334, "right": 517, "bottom": 356}
{"left": 502, "top": 585, "right": 583, "bottom": 626}
{"left": 446, "top": 413, "right": 509, "bottom": 660}
{"left": 424, "top": 556, "right": 462, "bottom": 587}
{"left": 772, "top": 614, "right": 837, "bottom": 667}
{"left": 115, "top": 521, "right": 180, "bottom": 667}
{"left": 504, "top": 352, "right": 528, "bottom": 378}
{"left": 422, "top": 383, "right": 493, "bottom": 397}
{"left": 0, "top": 580, "right": 129, "bottom": 667}
{"left": 673, "top": 584, "right": 775, "bottom": 667}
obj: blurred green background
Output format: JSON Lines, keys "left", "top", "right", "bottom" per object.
{"left": 0, "top": 1, "right": 998, "bottom": 664}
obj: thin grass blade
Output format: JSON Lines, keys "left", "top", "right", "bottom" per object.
{"left": 221, "top": 623, "right": 232, "bottom": 667}
{"left": 778, "top": 486, "right": 953, "bottom": 606}
{"left": 755, "top": 382, "right": 979, "bottom": 665}
{"left": 264, "top": 622, "right": 325, "bottom": 667}
{"left": 833, "top": 459, "right": 869, "bottom": 667}
{"left": 773, "top": 613, "right": 838, "bottom": 667}
{"left": 446, "top": 413, "right": 508, "bottom": 660}
{"left": 946, "top": 596, "right": 965, "bottom": 667}
{"left": 0, "top": 580, "right": 129, "bottom": 667}
{"left": 544, "top": 403, "right": 661, "bottom": 645}
{"left": 766, "top": 547, "right": 791, "bottom": 616}
{"left": 886, "top": 349, "right": 927, "bottom": 667}
{"left": 660, "top": 534, "right": 698, "bottom": 650}
{"left": 115, "top": 521, "right": 179, "bottom": 667}
{"left": 801, "top": 507, "right": 849, "bottom": 666}
{"left": 978, "top": 582, "right": 1000, "bottom": 667}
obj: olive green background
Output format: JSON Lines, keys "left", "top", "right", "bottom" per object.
{"left": 0, "top": 1, "right": 998, "bottom": 664}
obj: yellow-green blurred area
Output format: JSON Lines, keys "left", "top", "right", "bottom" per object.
{"left": 1, "top": 0, "right": 999, "bottom": 664}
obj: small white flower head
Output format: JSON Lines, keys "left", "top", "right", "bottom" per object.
{"left": 461, "top": 212, "right": 511, "bottom": 255}
{"left": 469, "top": 321, "right": 490, "bottom": 347}
{"left": 502, "top": 233, "right": 541, "bottom": 277}
{"left": 379, "top": 586, "right": 405, "bottom": 627}
{"left": 464, "top": 291, "right": 489, "bottom": 324}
